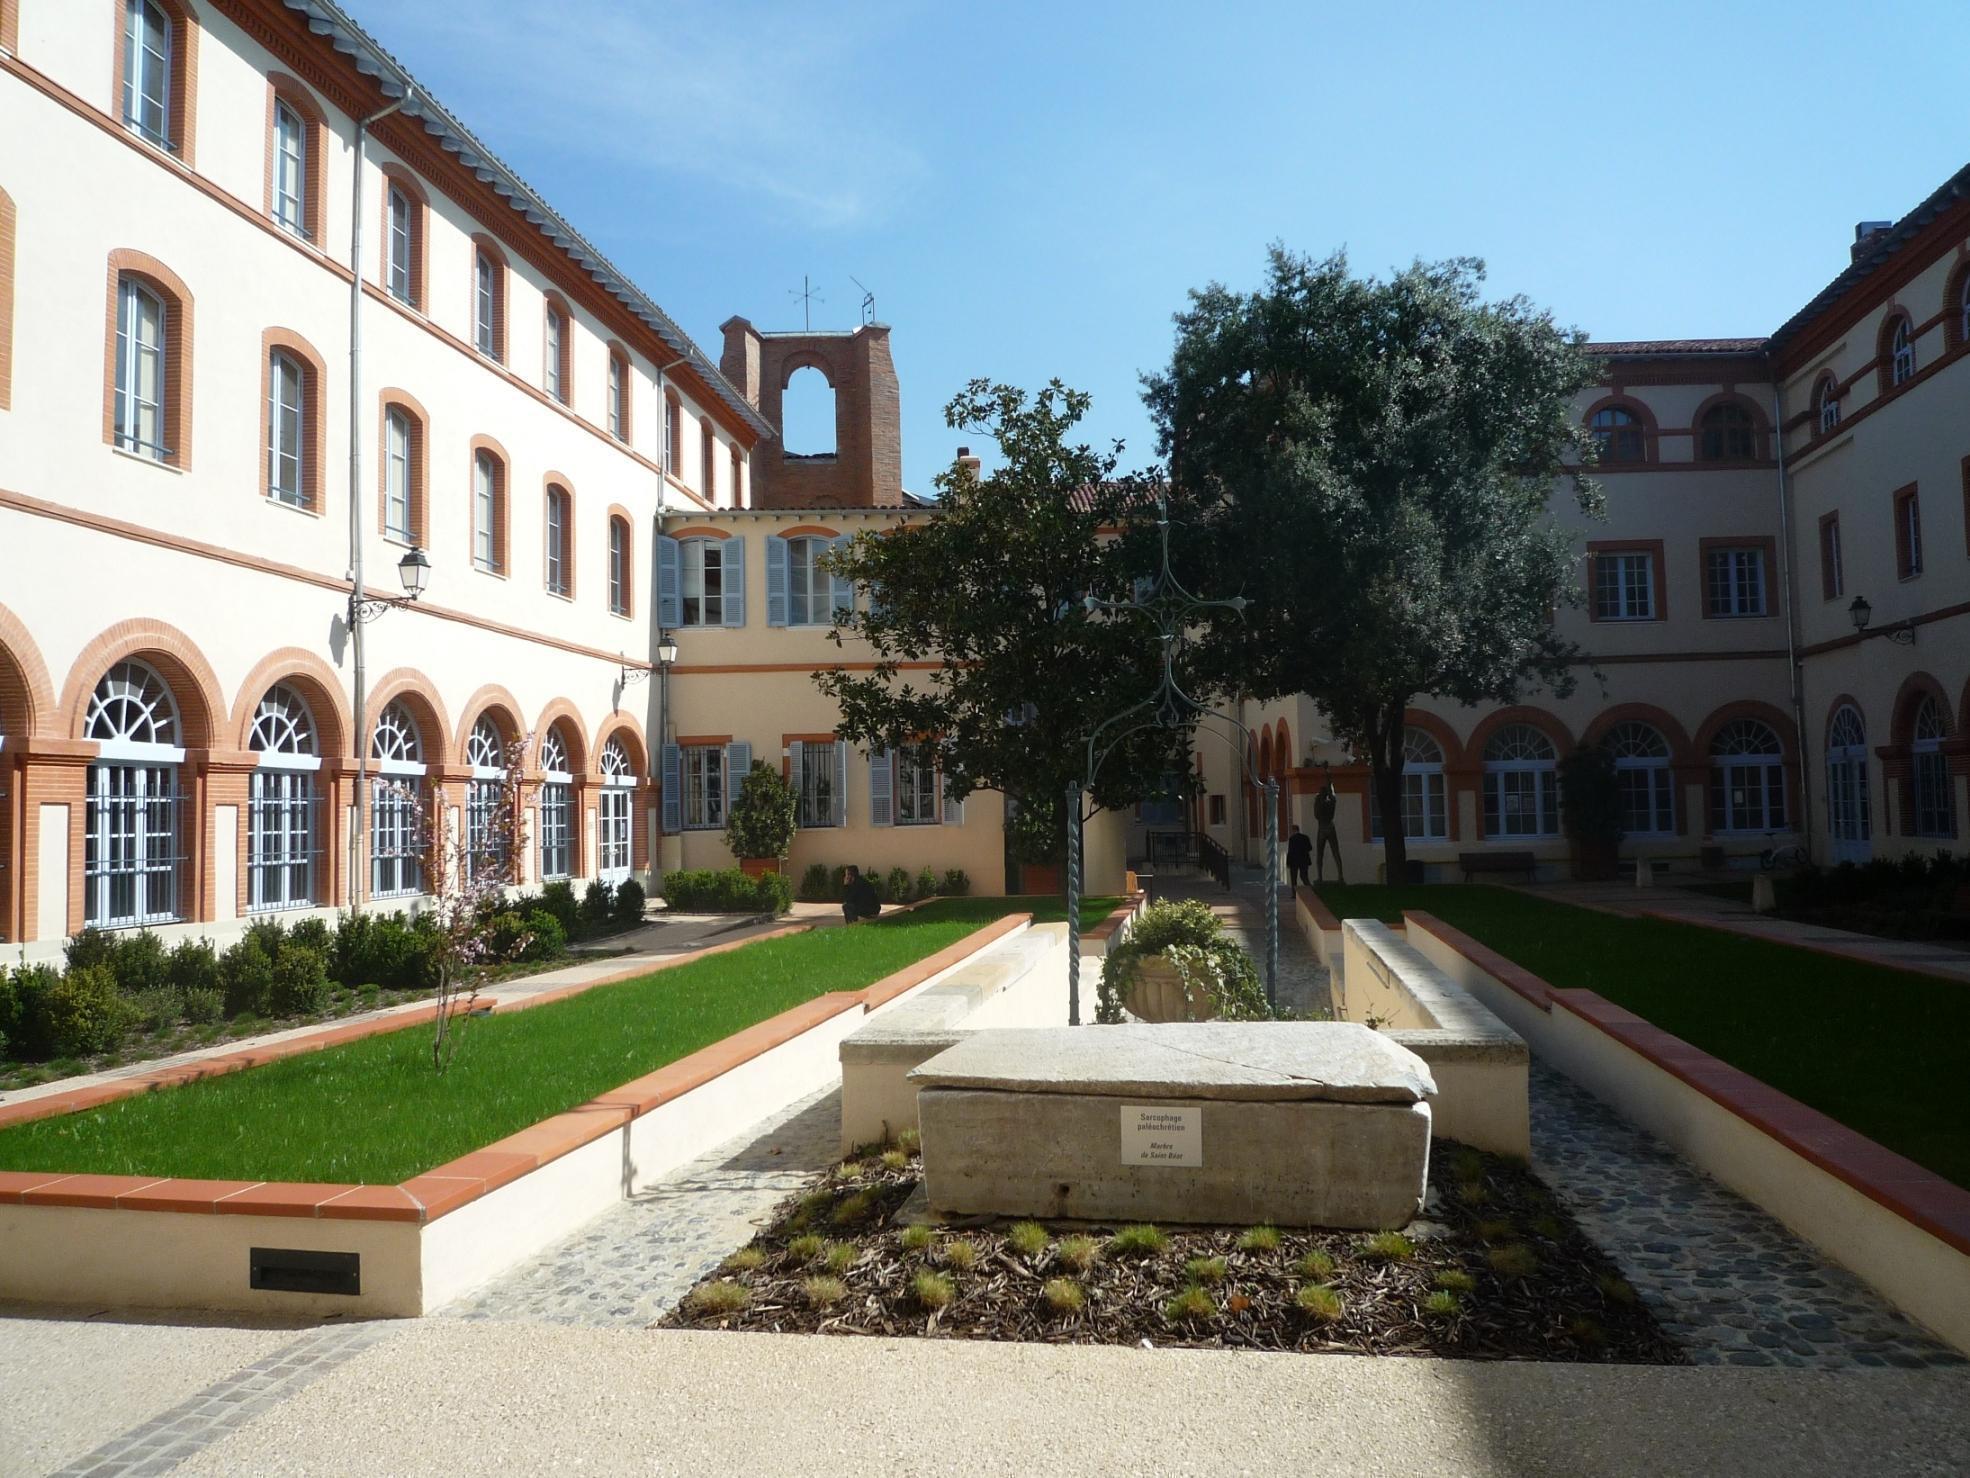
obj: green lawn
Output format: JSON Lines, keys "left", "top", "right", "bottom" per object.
{"left": 1317, "top": 884, "right": 1970, "bottom": 1191}
{"left": 0, "top": 898, "right": 1095, "bottom": 1185}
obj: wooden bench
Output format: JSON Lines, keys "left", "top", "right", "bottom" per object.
{"left": 1459, "top": 851, "right": 1536, "bottom": 883}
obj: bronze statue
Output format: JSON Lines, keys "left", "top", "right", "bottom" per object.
{"left": 1312, "top": 762, "right": 1344, "bottom": 883}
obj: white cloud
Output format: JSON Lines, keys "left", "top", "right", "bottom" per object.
{"left": 360, "top": 0, "right": 926, "bottom": 230}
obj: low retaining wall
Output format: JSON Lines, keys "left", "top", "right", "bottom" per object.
{"left": 1337, "top": 920, "right": 1530, "bottom": 1158}
{"left": 1405, "top": 910, "right": 1970, "bottom": 1356}
{"left": 1293, "top": 885, "right": 1343, "bottom": 983}
{"left": 0, "top": 913, "right": 1031, "bottom": 1318}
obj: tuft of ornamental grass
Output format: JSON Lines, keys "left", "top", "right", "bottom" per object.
{"left": 899, "top": 1223, "right": 934, "bottom": 1253}
{"left": 1109, "top": 1224, "right": 1168, "bottom": 1257}
{"left": 722, "top": 1246, "right": 767, "bottom": 1273}
{"left": 1360, "top": 1231, "right": 1415, "bottom": 1262}
{"left": 1237, "top": 1224, "right": 1282, "bottom": 1254}
{"left": 940, "top": 1238, "right": 980, "bottom": 1271}
{"left": 1487, "top": 1243, "right": 1540, "bottom": 1279}
{"left": 1454, "top": 1179, "right": 1490, "bottom": 1206}
{"left": 1164, "top": 1285, "right": 1216, "bottom": 1323}
{"left": 912, "top": 1270, "right": 956, "bottom": 1311}
{"left": 1531, "top": 1215, "right": 1565, "bottom": 1241}
{"left": 787, "top": 1191, "right": 834, "bottom": 1232}
{"left": 834, "top": 1159, "right": 869, "bottom": 1181}
{"left": 822, "top": 1241, "right": 858, "bottom": 1275}
{"left": 1295, "top": 1249, "right": 1336, "bottom": 1281}
{"left": 1183, "top": 1255, "right": 1228, "bottom": 1285}
{"left": 880, "top": 1148, "right": 910, "bottom": 1171}
{"left": 1433, "top": 1269, "right": 1477, "bottom": 1295}
{"left": 1005, "top": 1221, "right": 1050, "bottom": 1259}
{"left": 831, "top": 1189, "right": 881, "bottom": 1226}
{"left": 803, "top": 1275, "right": 848, "bottom": 1308}
{"left": 1567, "top": 1315, "right": 1608, "bottom": 1348}
{"left": 786, "top": 1233, "right": 825, "bottom": 1265}
{"left": 1474, "top": 1218, "right": 1516, "bottom": 1242}
{"left": 686, "top": 1280, "right": 752, "bottom": 1317}
{"left": 895, "top": 1127, "right": 921, "bottom": 1154}
{"left": 1056, "top": 1234, "right": 1101, "bottom": 1272}
{"left": 1447, "top": 1146, "right": 1485, "bottom": 1182}
{"left": 1295, "top": 1282, "right": 1344, "bottom": 1322}
{"left": 1424, "top": 1290, "right": 1461, "bottom": 1318}
{"left": 1042, "top": 1277, "right": 1086, "bottom": 1315}
{"left": 1596, "top": 1273, "right": 1638, "bottom": 1306}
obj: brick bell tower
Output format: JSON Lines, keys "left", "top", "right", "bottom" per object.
{"left": 718, "top": 317, "right": 903, "bottom": 508}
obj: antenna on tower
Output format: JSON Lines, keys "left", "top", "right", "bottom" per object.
{"left": 788, "top": 274, "right": 824, "bottom": 331}
{"left": 850, "top": 276, "right": 876, "bottom": 326}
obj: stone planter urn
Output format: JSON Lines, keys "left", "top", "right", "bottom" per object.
{"left": 738, "top": 856, "right": 781, "bottom": 878}
{"left": 1124, "top": 957, "right": 1218, "bottom": 1023}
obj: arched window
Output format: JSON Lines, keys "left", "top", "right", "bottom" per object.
{"left": 121, "top": 0, "right": 174, "bottom": 150}
{"left": 544, "top": 300, "right": 570, "bottom": 404}
{"left": 598, "top": 737, "right": 634, "bottom": 883}
{"left": 538, "top": 728, "right": 573, "bottom": 881}
{"left": 380, "top": 170, "right": 426, "bottom": 309}
{"left": 782, "top": 365, "right": 837, "bottom": 454}
{"left": 267, "top": 349, "right": 306, "bottom": 507}
{"left": 1697, "top": 402, "right": 1755, "bottom": 461}
{"left": 472, "top": 447, "right": 505, "bottom": 574}
{"left": 607, "top": 349, "right": 629, "bottom": 441}
{"left": 1816, "top": 375, "right": 1841, "bottom": 435}
{"left": 680, "top": 537, "right": 725, "bottom": 626}
{"left": 473, "top": 245, "right": 504, "bottom": 360}
{"left": 609, "top": 516, "right": 632, "bottom": 617}
{"left": 382, "top": 403, "right": 420, "bottom": 543}
{"left": 1891, "top": 318, "right": 1915, "bottom": 386}
{"left": 1607, "top": 722, "right": 1674, "bottom": 836}
{"left": 731, "top": 446, "right": 744, "bottom": 508}
{"left": 545, "top": 484, "right": 572, "bottom": 597}
{"left": 370, "top": 700, "right": 425, "bottom": 898}
{"left": 84, "top": 660, "right": 185, "bottom": 928}
{"left": 1958, "top": 270, "right": 1970, "bottom": 349}
{"left": 114, "top": 276, "right": 166, "bottom": 460}
{"left": 1370, "top": 728, "right": 1448, "bottom": 840}
{"left": 466, "top": 715, "right": 511, "bottom": 881}
{"left": 272, "top": 99, "right": 306, "bottom": 236}
{"left": 1911, "top": 695, "right": 1955, "bottom": 838}
{"left": 664, "top": 392, "right": 681, "bottom": 473}
{"left": 1483, "top": 724, "right": 1558, "bottom": 838}
{"left": 247, "top": 684, "right": 318, "bottom": 911}
{"left": 1709, "top": 719, "right": 1786, "bottom": 833}
{"left": 1589, "top": 406, "right": 1644, "bottom": 464}
{"left": 1826, "top": 704, "right": 1870, "bottom": 860}
{"left": 701, "top": 419, "right": 716, "bottom": 502}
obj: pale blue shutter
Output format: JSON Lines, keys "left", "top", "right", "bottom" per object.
{"left": 767, "top": 535, "right": 789, "bottom": 626}
{"left": 831, "top": 741, "right": 848, "bottom": 827}
{"left": 870, "top": 748, "right": 892, "bottom": 827}
{"left": 725, "top": 741, "right": 752, "bottom": 817}
{"left": 787, "top": 739, "right": 804, "bottom": 823}
{"left": 721, "top": 534, "right": 746, "bottom": 627}
{"left": 657, "top": 534, "right": 681, "bottom": 629}
{"left": 831, "top": 535, "right": 855, "bottom": 620}
{"left": 661, "top": 742, "right": 682, "bottom": 833}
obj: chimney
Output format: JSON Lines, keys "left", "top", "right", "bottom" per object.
{"left": 718, "top": 316, "right": 763, "bottom": 408}
{"left": 956, "top": 445, "right": 982, "bottom": 480}
{"left": 1851, "top": 220, "right": 1894, "bottom": 262}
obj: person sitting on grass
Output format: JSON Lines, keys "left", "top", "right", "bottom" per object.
{"left": 842, "top": 865, "right": 882, "bottom": 924}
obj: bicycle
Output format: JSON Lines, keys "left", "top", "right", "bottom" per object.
{"left": 1759, "top": 835, "right": 1808, "bottom": 871}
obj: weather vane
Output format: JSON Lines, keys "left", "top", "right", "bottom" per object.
{"left": 850, "top": 276, "right": 876, "bottom": 326}
{"left": 788, "top": 275, "right": 824, "bottom": 331}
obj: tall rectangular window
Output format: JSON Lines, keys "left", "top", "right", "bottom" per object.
{"left": 731, "top": 447, "right": 743, "bottom": 508}
{"left": 702, "top": 422, "right": 715, "bottom": 501}
{"left": 546, "top": 489, "right": 569, "bottom": 596}
{"left": 386, "top": 186, "right": 414, "bottom": 304}
{"left": 609, "top": 519, "right": 629, "bottom": 615}
{"left": 122, "top": 0, "right": 172, "bottom": 148}
{"left": 267, "top": 351, "right": 304, "bottom": 506}
{"left": 370, "top": 776, "right": 423, "bottom": 898}
{"left": 1593, "top": 550, "right": 1655, "bottom": 621}
{"left": 384, "top": 409, "right": 412, "bottom": 541}
{"left": 539, "top": 784, "right": 571, "bottom": 880}
{"left": 608, "top": 354, "right": 626, "bottom": 439}
{"left": 1895, "top": 487, "right": 1923, "bottom": 578}
{"left": 796, "top": 741, "right": 838, "bottom": 828}
{"left": 682, "top": 745, "right": 724, "bottom": 829}
{"left": 114, "top": 277, "right": 165, "bottom": 459}
{"left": 273, "top": 100, "right": 306, "bottom": 236}
{"left": 474, "top": 452, "right": 498, "bottom": 572}
{"left": 1819, "top": 513, "right": 1843, "bottom": 600}
{"left": 545, "top": 307, "right": 566, "bottom": 402}
{"left": 664, "top": 396, "right": 680, "bottom": 472}
{"left": 474, "top": 250, "right": 498, "bottom": 357}
{"left": 1704, "top": 546, "right": 1766, "bottom": 617}
{"left": 681, "top": 539, "right": 723, "bottom": 626}
{"left": 896, "top": 750, "right": 940, "bottom": 826}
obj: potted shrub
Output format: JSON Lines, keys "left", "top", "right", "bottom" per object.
{"left": 725, "top": 760, "right": 797, "bottom": 877}
{"left": 1559, "top": 742, "right": 1623, "bottom": 881}
{"left": 1096, "top": 898, "right": 1269, "bottom": 1024}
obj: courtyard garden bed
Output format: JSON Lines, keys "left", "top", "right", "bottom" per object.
{"left": 0, "top": 899, "right": 1058, "bottom": 1185}
{"left": 1317, "top": 883, "right": 1970, "bottom": 1191}
{"left": 1679, "top": 852, "right": 1970, "bottom": 943}
{"left": 665, "top": 1136, "right": 1682, "bottom": 1363}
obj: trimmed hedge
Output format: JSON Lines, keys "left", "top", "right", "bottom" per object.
{"left": 661, "top": 868, "right": 793, "bottom": 915}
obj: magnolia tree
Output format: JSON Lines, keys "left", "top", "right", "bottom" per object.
{"left": 380, "top": 732, "right": 534, "bottom": 1073}
{"left": 1145, "top": 249, "right": 1604, "bottom": 878}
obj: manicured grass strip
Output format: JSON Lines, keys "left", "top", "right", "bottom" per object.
{"left": 0, "top": 900, "right": 1061, "bottom": 1185}
{"left": 1317, "top": 884, "right": 1970, "bottom": 1191}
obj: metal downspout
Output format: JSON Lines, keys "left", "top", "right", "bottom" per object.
{"left": 1768, "top": 363, "right": 1812, "bottom": 861}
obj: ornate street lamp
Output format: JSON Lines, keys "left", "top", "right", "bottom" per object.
{"left": 1848, "top": 594, "right": 1916, "bottom": 645}
{"left": 347, "top": 546, "right": 430, "bottom": 625}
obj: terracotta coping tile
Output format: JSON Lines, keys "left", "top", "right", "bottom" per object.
{"left": 399, "top": 1173, "right": 487, "bottom": 1220}
{"left": 1402, "top": 912, "right": 1556, "bottom": 1008}
{"left": 0, "top": 1170, "right": 75, "bottom": 1202}
{"left": 316, "top": 1185, "right": 424, "bottom": 1223}
{"left": 114, "top": 1178, "right": 265, "bottom": 1213}
{"left": 213, "top": 1182, "right": 362, "bottom": 1218}
{"left": 1636, "top": 906, "right": 1970, "bottom": 986}
{"left": 483, "top": 1108, "right": 627, "bottom": 1168}
{"left": 1297, "top": 887, "right": 1343, "bottom": 933}
{"left": 20, "top": 1173, "right": 167, "bottom": 1209}
{"left": 419, "top": 1149, "right": 537, "bottom": 1196}
{"left": 862, "top": 916, "right": 1028, "bottom": 1010}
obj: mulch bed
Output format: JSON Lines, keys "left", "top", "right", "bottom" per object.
{"left": 662, "top": 1138, "right": 1685, "bottom": 1364}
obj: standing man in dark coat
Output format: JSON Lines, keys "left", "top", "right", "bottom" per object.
{"left": 1286, "top": 824, "right": 1313, "bottom": 890}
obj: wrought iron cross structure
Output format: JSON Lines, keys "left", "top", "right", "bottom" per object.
{"left": 1065, "top": 493, "right": 1280, "bottom": 1025}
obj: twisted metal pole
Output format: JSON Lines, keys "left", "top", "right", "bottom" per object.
{"left": 1263, "top": 778, "right": 1280, "bottom": 1011}
{"left": 1065, "top": 782, "right": 1083, "bottom": 1026}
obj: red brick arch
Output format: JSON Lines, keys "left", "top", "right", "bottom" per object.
{"left": 1693, "top": 699, "right": 1797, "bottom": 759}
{"left": 1689, "top": 390, "right": 1771, "bottom": 461}
{"left": 1582, "top": 703, "right": 1698, "bottom": 769}
{"left": 531, "top": 698, "right": 590, "bottom": 776}
{"left": 102, "top": 248, "right": 196, "bottom": 469}
{"left": 593, "top": 712, "right": 649, "bottom": 776}
{"left": 777, "top": 350, "right": 837, "bottom": 389}
{"left": 58, "top": 618, "right": 226, "bottom": 749}
{"left": 227, "top": 649, "right": 353, "bottom": 759}
{"left": 1582, "top": 393, "right": 1660, "bottom": 465}
{"left": 456, "top": 684, "right": 526, "bottom": 764}
{"left": 1888, "top": 670, "right": 1953, "bottom": 746}
{"left": 1400, "top": 708, "right": 1469, "bottom": 772}
{"left": 1465, "top": 705, "right": 1574, "bottom": 765}
{"left": 363, "top": 669, "right": 452, "bottom": 764}
{"left": 0, "top": 600, "right": 58, "bottom": 738}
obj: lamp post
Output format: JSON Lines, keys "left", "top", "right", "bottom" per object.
{"left": 347, "top": 546, "right": 432, "bottom": 915}
{"left": 621, "top": 633, "right": 677, "bottom": 861}
{"left": 1848, "top": 595, "right": 1916, "bottom": 645}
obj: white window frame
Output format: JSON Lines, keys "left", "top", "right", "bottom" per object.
{"left": 680, "top": 538, "right": 724, "bottom": 626}
{"left": 681, "top": 744, "right": 724, "bottom": 830}
{"left": 786, "top": 536, "right": 834, "bottom": 626}
{"left": 384, "top": 408, "right": 412, "bottom": 542}
{"left": 1608, "top": 722, "right": 1675, "bottom": 837}
{"left": 1593, "top": 550, "right": 1655, "bottom": 621}
{"left": 545, "top": 306, "right": 566, "bottom": 402}
{"left": 1710, "top": 721, "right": 1787, "bottom": 834}
{"left": 273, "top": 98, "right": 307, "bottom": 237}
{"left": 1705, "top": 547, "right": 1766, "bottom": 617}
{"left": 1899, "top": 491, "right": 1923, "bottom": 578}
{"left": 538, "top": 731, "right": 573, "bottom": 881}
{"left": 895, "top": 749, "right": 940, "bottom": 827}
{"left": 474, "top": 451, "right": 499, "bottom": 573}
{"left": 1891, "top": 319, "right": 1915, "bottom": 386}
{"left": 546, "top": 488, "right": 569, "bottom": 597}
{"left": 1911, "top": 698, "right": 1955, "bottom": 838}
{"left": 609, "top": 520, "right": 629, "bottom": 616}
{"left": 608, "top": 354, "right": 626, "bottom": 439}
{"left": 1822, "top": 515, "right": 1843, "bottom": 599}
{"left": 387, "top": 185, "right": 415, "bottom": 304}
{"left": 598, "top": 739, "right": 633, "bottom": 882}
{"left": 474, "top": 250, "right": 499, "bottom": 358}
{"left": 795, "top": 740, "right": 839, "bottom": 828}
{"left": 122, "top": 0, "right": 172, "bottom": 149}
{"left": 247, "top": 685, "right": 318, "bottom": 912}
{"left": 1482, "top": 725, "right": 1558, "bottom": 839}
{"left": 115, "top": 277, "right": 166, "bottom": 460}
{"left": 268, "top": 349, "right": 305, "bottom": 507}
{"left": 370, "top": 701, "right": 425, "bottom": 899}
{"left": 465, "top": 717, "right": 509, "bottom": 881}
{"left": 1818, "top": 379, "right": 1840, "bottom": 434}
{"left": 83, "top": 661, "right": 184, "bottom": 929}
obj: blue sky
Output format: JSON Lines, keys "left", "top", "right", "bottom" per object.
{"left": 353, "top": 1, "right": 1970, "bottom": 494}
